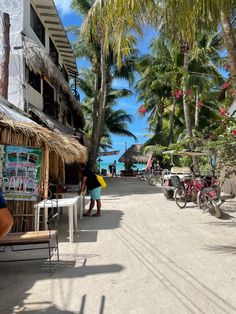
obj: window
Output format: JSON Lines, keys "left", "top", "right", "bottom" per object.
{"left": 30, "top": 5, "right": 45, "bottom": 45}
{"left": 49, "top": 38, "right": 59, "bottom": 66}
{"left": 25, "top": 66, "right": 41, "bottom": 93}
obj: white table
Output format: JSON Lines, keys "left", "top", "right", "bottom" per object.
{"left": 34, "top": 196, "right": 80, "bottom": 243}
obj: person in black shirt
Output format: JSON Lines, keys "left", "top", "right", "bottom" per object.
{"left": 78, "top": 166, "right": 102, "bottom": 217}
{"left": 0, "top": 192, "right": 13, "bottom": 240}
{"left": 112, "top": 160, "right": 117, "bottom": 177}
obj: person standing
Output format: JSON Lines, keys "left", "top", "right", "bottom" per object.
{"left": 112, "top": 160, "right": 117, "bottom": 177}
{"left": 0, "top": 193, "right": 13, "bottom": 240}
{"left": 78, "top": 166, "right": 102, "bottom": 217}
{"left": 108, "top": 164, "right": 113, "bottom": 176}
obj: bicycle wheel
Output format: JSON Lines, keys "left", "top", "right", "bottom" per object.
{"left": 175, "top": 187, "right": 187, "bottom": 209}
{"left": 207, "top": 199, "right": 222, "bottom": 218}
{"left": 148, "top": 175, "right": 158, "bottom": 186}
{"left": 163, "top": 189, "right": 174, "bottom": 199}
{"left": 197, "top": 191, "right": 207, "bottom": 211}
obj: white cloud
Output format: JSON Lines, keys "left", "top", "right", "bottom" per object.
{"left": 54, "top": 0, "right": 72, "bottom": 15}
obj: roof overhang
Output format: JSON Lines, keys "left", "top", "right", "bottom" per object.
{"left": 0, "top": 96, "right": 87, "bottom": 164}
{"left": 31, "top": 0, "right": 78, "bottom": 78}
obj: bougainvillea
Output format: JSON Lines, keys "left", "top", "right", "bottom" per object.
{"left": 138, "top": 105, "right": 147, "bottom": 115}
{"left": 219, "top": 107, "right": 227, "bottom": 116}
{"left": 222, "top": 81, "right": 230, "bottom": 89}
{"left": 175, "top": 89, "right": 183, "bottom": 99}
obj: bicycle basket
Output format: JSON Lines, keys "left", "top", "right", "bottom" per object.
{"left": 171, "top": 176, "right": 181, "bottom": 188}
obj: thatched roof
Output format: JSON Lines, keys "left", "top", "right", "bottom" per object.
{"left": 118, "top": 144, "right": 152, "bottom": 164}
{"left": 22, "top": 36, "right": 85, "bottom": 129}
{"left": 0, "top": 97, "right": 87, "bottom": 164}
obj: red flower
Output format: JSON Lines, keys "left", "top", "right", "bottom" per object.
{"left": 223, "top": 81, "right": 230, "bottom": 89}
{"left": 232, "top": 130, "right": 236, "bottom": 136}
{"left": 219, "top": 107, "right": 227, "bottom": 116}
{"left": 196, "top": 101, "right": 203, "bottom": 108}
{"left": 175, "top": 89, "right": 183, "bottom": 99}
{"left": 225, "top": 63, "right": 230, "bottom": 71}
{"left": 138, "top": 106, "right": 147, "bottom": 115}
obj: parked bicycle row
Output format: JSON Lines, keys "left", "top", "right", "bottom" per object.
{"left": 138, "top": 151, "right": 235, "bottom": 219}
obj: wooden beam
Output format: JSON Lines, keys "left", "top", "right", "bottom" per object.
{"left": 51, "top": 34, "right": 67, "bottom": 38}
{"left": 44, "top": 21, "right": 60, "bottom": 25}
{"left": 35, "top": 5, "right": 54, "bottom": 9}
{"left": 48, "top": 28, "right": 64, "bottom": 32}
{"left": 57, "top": 50, "right": 72, "bottom": 54}
{"left": 0, "top": 13, "right": 10, "bottom": 100}
{"left": 57, "top": 45, "right": 72, "bottom": 49}
{"left": 55, "top": 40, "right": 70, "bottom": 44}
{"left": 40, "top": 13, "right": 58, "bottom": 17}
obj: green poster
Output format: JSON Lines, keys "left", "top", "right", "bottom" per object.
{"left": 0, "top": 145, "right": 42, "bottom": 201}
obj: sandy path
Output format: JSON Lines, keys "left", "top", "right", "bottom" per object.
{"left": 0, "top": 177, "right": 236, "bottom": 314}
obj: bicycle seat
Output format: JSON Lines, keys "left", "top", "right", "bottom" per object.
{"left": 171, "top": 166, "right": 192, "bottom": 174}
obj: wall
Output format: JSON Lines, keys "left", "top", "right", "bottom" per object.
{"left": 0, "top": 0, "right": 24, "bottom": 110}
{"left": 0, "top": 0, "right": 73, "bottom": 124}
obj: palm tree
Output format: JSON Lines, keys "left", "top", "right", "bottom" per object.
{"left": 80, "top": 0, "right": 236, "bottom": 145}
{"left": 71, "top": 0, "right": 138, "bottom": 169}
{"left": 135, "top": 34, "right": 224, "bottom": 151}
{"left": 77, "top": 67, "right": 137, "bottom": 149}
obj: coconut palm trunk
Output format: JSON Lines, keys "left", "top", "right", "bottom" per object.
{"left": 169, "top": 98, "right": 176, "bottom": 144}
{"left": 221, "top": 10, "right": 236, "bottom": 91}
{"left": 195, "top": 88, "right": 200, "bottom": 130}
{"left": 182, "top": 47, "right": 198, "bottom": 169}
{"left": 89, "top": 37, "right": 108, "bottom": 170}
{"left": 183, "top": 50, "right": 193, "bottom": 138}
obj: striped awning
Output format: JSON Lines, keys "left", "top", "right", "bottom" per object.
{"left": 31, "top": 0, "right": 78, "bottom": 77}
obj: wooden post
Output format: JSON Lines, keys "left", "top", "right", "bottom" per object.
{"left": 44, "top": 147, "right": 49, "bottom": 199}
{"left": 0, "top": 12, "right": 10, "bottom": 100}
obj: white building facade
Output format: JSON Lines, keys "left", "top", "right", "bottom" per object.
{"left": 0, "top": 0, "right": 83, "bottom": 130}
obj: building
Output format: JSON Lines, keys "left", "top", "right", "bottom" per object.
{"left": 0, "top": 0, "right": 86, "bottom": 183}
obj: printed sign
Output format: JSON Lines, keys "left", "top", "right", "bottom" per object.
{"left": 98, "top": 150, "right": 120, "bottom": 156}
{"left": 0, "top": 145, "right": 42, "bottom": 201}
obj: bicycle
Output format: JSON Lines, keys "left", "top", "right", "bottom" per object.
{"left": 147, "top": 168, "right": 163, "bottom": 187}
{"left": 174, "top": 174, "right": 222, "bottom": 218}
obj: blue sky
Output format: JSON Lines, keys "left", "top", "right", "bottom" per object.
{"left": 54, "top": 0, "right": 156, "bottom": 163}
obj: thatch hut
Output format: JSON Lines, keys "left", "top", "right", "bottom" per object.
{"left": 0, "top": 96, "right": 87, "bottom": 232}
{"left": 119, "top": 144, "right": 151, "bottom": 176}
{"left": 119, "top": 144, "right": 152, "bottom": 165}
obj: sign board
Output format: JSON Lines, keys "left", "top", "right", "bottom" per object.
{"left": 0, "top": 145, "right": 42, "bottom": 201}
{"left": 98, "top": 150, "right": 120, "bottom": 157}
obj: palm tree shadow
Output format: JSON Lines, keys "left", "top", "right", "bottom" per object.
{"left": 205, "top": 245, "right": 236, "bottom": 255}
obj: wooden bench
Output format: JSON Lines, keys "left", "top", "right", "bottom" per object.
{"left": 0, "top": 230, "right": 59, "bottom": 275}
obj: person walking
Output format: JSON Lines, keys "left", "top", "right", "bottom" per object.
{"left": 0, "top": 193, "right": 13, "bottom": 240}
{"left": 112, "top": 160, "right": 117, "bottom": 177}
{"left": 78, "top": 166, "right": 102, "bottom": 217}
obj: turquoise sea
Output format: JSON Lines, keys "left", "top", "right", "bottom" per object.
{"left": 98, "top": 162, "right": 146, "bottom": 175}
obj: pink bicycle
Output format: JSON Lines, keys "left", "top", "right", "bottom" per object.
{"left": 174, "top": 175, "right": 221, "bottom": 218}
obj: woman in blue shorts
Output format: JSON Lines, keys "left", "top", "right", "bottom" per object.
{"left": 78, "top": 167, "right": 102, "bottom": 217}
{"left": 0, "top": 193, "right": 13, "bottom": 240}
